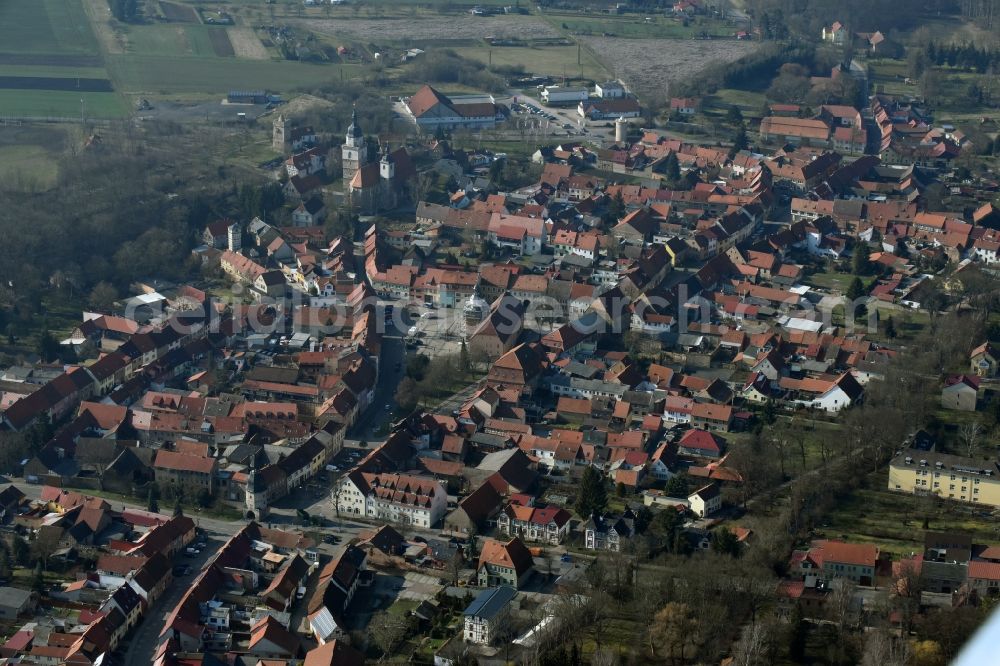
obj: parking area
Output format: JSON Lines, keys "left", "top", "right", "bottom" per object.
{"left": 402, "top": 302, "right": 468, "bottom": 360}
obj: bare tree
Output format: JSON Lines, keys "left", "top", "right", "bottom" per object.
{"left": 591, "top": 648, "right": 617, "bottom": 666}
{"left": 369, "top": 610, "right": 410, "bottom": 661}
{"left": 960, "top": 422, "right": 984, "bottom": 458}
{"left": 861, "top": 626, "right": 911, "bottom": 666}
{"left": 649, "top": 602, "right": 698, "bottom": 661}
{"left": 827, "top": 579, "right": 858, "bottom": 633}
{"left": 731, "top": 620, "right": 778, "bottom": 666}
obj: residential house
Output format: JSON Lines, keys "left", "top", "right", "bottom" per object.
{"left": 971, "top": 342, "right": 998, "bottom": 378}
{"left": 941, "top": 375, "right": 979, "bottom": 412}
{"left": 476, "top": 537, "right": 534, "bottom": 588}
{"left": 889, "top": 449, "right": 1000, "bottom": 507}
{"left": 796, "top": 539, "right": 878, "bottom": 586}
{"left": 496, "top": 505, "right": 571, "bottom": 545}
{"left": 153, "top": 450, "right": 217, "bottom": 496}
{"left": 463, "top": 586, "right": 517, "bottom": 645}
{"left": 337, "top": 472, "right": 447, "bottom": 528}
{"left": 688, "top": 483, "right": 721, "bottom": 518}
{"left": 583, "top": 511, "right": 635, "bottom": 552}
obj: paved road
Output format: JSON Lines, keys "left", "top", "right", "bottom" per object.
{"left": 12, "top": 482, "right": 243, "bottom": 535}
{"left": 122, "top": 534, "right": 227, "bottom": 665}
{"left": 349, "top": 304, "right": 406, "bottom": 441}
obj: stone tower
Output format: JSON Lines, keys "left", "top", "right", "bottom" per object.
{"left": 342, "top": 108, "right": 367, "bottom": 186}
{"left": 379, "top": 144, "right": 395, "bottom": 181}
{"left": 245, "top": 465, "right": 267, "bottom": 520}
{"left": 272, "top": 114, "right": 287, "bottom": 153}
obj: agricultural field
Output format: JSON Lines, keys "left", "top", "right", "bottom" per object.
{"left": 545, "top": 12, "right": 738, "bottom": 39}
{"left": 301, "top": 15, "right": 561, "bottom": 43}
{"left": 451, "top": 44, "right": 607, "bottom": 82}
{"left": 106, "top": 55, "right": 360, "bottom": 95}
{"left": 577, "top": 36, "right": 757, "bottom": 98}
{"left": 158, "top": 1, "right": 199, "bottom": 23}
{"left": 0, "top": 0, "right": 124, "bottom": 118}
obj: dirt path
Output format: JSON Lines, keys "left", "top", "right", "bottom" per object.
{"left": 228, "top": 27, "right": 269, "bottom": 60}
{"left": 81, "top": 0, "right": 124, "bottom": 54}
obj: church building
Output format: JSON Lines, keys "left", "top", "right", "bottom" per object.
{"left": 341, "top": 109, "right": 416, "bottom": 214}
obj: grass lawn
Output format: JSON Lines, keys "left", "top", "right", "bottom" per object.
{"left": 706, "top": 88, "right": 768, "bottom": 115}
{"left": 107, "top": 54, "right": 364, "bottom": 94}
{"left": 804, "top": 270, "right": 876, "bottom": 293}
{"left": 822, "top": 481, "right": 1000, "bottom": 557}
{"left": 0, "top": 89, "right": 128, "bottom": 118}
{"left": 387, "top": 598, "right": 420, "bottom": 616}
{"left": 451, "top": 44, "right": 607, "bottom": 81}
{"left": 0, "top": 145, "right": 61, "bottom": 192}
{"left": 0, "top": 0, "right": 99, "bottom": 55}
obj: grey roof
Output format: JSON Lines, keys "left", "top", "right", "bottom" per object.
{"left": 463, "top": 585, "right": 516, "bottom": 620}
{"left": 0, "top": 586, "right": 32, "bottom": 610}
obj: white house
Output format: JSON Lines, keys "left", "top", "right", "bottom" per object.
{"left": 688, "top": 483, "right": 721, "bottom": 518}
{"left": 336, "top": 471, "right": 447, "bottom": 528}
{"left": 464, "top": 586, "right": 517, "bottom": 645}
{"left": 811, "top": 372, "right": 864, "bottom": 413}
{"left": 595, "top": 81, "right": 626, "bottom": 99}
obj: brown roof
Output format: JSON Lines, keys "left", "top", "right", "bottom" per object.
{"left": 304, "top": 640, "right": 364, "bottom": 666}
{"left": 407, "top": 85, "right": 451, "bottom": 118}
{"left": 153, "top": 450, "right": 216, "bottom": 475}
{"left": 478, "top": 536, "right": 534, "bottom": 576}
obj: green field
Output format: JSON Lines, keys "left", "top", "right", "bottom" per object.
{"left": 0, "top": 0, "right": 98, "bottom": 55}
{"left": 0, "top": 0, "right": 125, "bottom": 117}
{"left": 107, "top": 55, "right": 361, "bottom": 94}
{"left": 0, "top": 145, "right": 61, "bottom": 192}
{"left": 122, "top": 24, "right": 219, "bottom": 57}
{"left": 0, "top": 89, "right": 127, "bottom": 118}
{"left": 451, "top": 44, "right": 607, "bottom": 81}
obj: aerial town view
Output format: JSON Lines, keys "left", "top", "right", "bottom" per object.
{"left": 0, "top": 0, "right": 1000, "bottom": 664}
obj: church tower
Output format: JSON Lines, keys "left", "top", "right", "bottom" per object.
{"left": 342, "top": 108, "right": 367, "bottom": 186}
{"left": 379, "top": 145, "right": 395, "bottom": 181}
{"left": 272, "top": 114, "right": 288, "bottom": 153}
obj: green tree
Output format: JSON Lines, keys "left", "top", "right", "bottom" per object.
{"left": 459, "top": 339, "right": 471, "bottom": 373}
{"left": 197, "top": 489, "right": 213, "bottom": 508}
{"left": 11, "top": 536, "right": 29, "bottom": 567}
{"left": 788, "top": 603, "right": 808, "bottom": 662}
{"left": 664, "top": 151, "right": 681, "bottom": 183}
{"left": 173, "top": 498, "right": 183, "bottom": 518}
{"left": 846, "top": 276, "right": 865, "bottom": 301}
{"left": 885, "top": 315, "right": 897, "bottom": 339}
{"left": 852, "top": 244, "right": 870, "bottom": 275}
{"left": 664, "top": 473, "right": 689, "bottom": 498}
{"left": 32, "top": 562, "right": 44, "bottom": 592}
{"left": 88, "top": 281, "right": 118, "bottom": 312}
{"left": 726, "top": 105, "right": 744, "bottom": 126}
{"left": 710, "top": 528, "right": 742, "bottom": 557}
{"left": 730, "top": 123, "right": 749, "bottom": 156}
{"left": 36, "top": 331, "right": 60, "bottom": 363}
{"left": 394, "top": 376, "right": 422, "bottom": 412}
{"left": 147, "top": 487, "right": 159, "bottom": 514}
{"left": 575, "top": 466, "right": 608, "bottom": 518}
{"left": 609, "top": 190, "right": 626, "bottom": 220}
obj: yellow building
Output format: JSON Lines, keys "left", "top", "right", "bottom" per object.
{"left": 889, "top": 450, "right": 1000, "bottom": 507}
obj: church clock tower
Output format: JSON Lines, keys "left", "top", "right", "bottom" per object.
{"left": 342, "top": 108, "right": 367, "bottom": 186}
